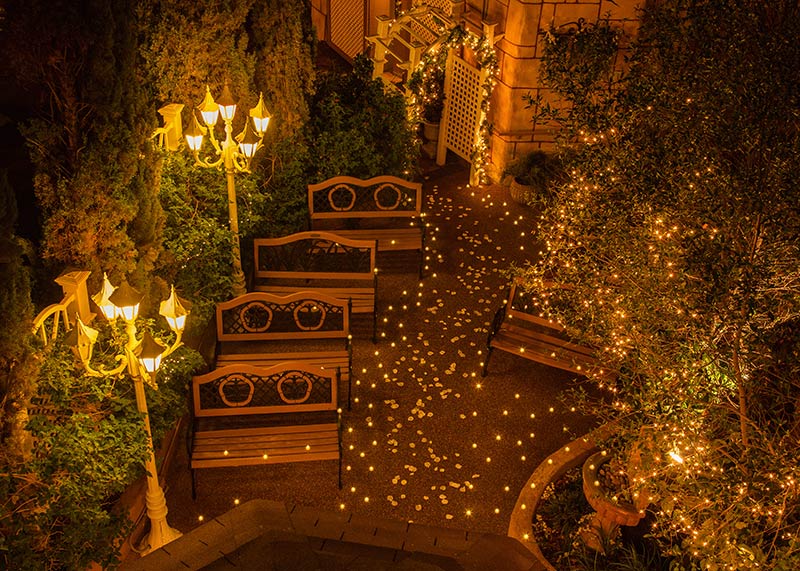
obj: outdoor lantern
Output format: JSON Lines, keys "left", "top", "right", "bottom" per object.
{"left": 109, "top": 281, "right": 143, "bottom": 322}
{"left": 159, "top": 285, "right": 191, "bottom": 333}
{"left": 184, "top": 112, "right": 206, "bottom": 152}
{"left": 249, "top": 92, "right": 271, "bottom": 136}
{"left": 237, "top": 122, "right": 261, "bottom": 160}
{"left": 136, "top": 331, "right": 165, "bottom": 374}
{"left": 198, "top": 85, "right": 220, "bottom": 127}
{"left": 66, "top": 317, "right": 99, "bottom": 365}
{"left": 92, "top": 273, "right": 118, "bottom": 320}
{"left": 216, "top": 82, "right": 237, "bottom": 122}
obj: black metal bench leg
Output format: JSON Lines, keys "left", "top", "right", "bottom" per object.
{"left": 337, "top": 410, "right": 343, "bottom": 489}
{"left": 191, "top": 468, "right": 197, "bottom": 500}
{"left": 482, "top": 347, "right": 493, "bottom": 377}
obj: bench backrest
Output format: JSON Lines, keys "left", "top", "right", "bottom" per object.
{"left": 504, "top": 281, "right": 567, "bottom": 332}
{"left": 216, "top": 291, "right": 350, "bottom": 343}
{"left": 254, "top": 231, "right": 377, "bottom": 282}
{"left": 192, "top": 362, "right": 338, "bottom": 418}
{"left": 308, "top": 175, "right": 423, "bottom": 221}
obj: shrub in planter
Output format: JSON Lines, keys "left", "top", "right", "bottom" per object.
{"left": 504, "top": 150, "right": 564, "bottom": 206}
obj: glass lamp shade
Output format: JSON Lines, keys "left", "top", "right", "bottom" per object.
{"left": 159, "top": 285, "right": 191, "bottom": 333}
{"left": 66, "top": 317, "right": 99, "bottom": 364}
{"left": 237, "top": 122, "right": 261, "bottom": 159}
{"left": 136, "top": 331, "right": 165, "bottom": 373}
{"left": 108, "top": 280, "right": 143, "bottom": 322}
{"left": 198, "top": 85, "right": 220, "bottom": 127}
{"left": 184, "top": 112, "right": 206, "bottom": 152}
{"left": 249, "top": 93, "right": 271, "bottom": 136}
{"left": 92, "top": 273, "right": 118, "bottom": 320}
{"left": 217, "top": 82, "right": 237, "bottom": 122}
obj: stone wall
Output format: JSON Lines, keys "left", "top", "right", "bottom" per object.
{"left": 488, "top": 0, "right": 640, "bottom": 180}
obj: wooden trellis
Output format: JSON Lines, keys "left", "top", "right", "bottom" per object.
{"left": 368, "top": 4, "right": 497, "bottom": 185}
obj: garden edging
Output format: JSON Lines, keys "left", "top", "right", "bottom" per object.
{"left": 507, "top": 424, "right": 614, "bottom": 570}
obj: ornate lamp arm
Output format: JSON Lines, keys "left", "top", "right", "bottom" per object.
{"left": 81, "top": 354, "right": 129, "bottom": 378}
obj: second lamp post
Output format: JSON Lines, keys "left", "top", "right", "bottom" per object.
{"left": 183, "top": 83, "right": 271, "bottom": 296}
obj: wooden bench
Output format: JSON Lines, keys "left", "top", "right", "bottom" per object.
{"left": 308, "top": 175, "right": 426, "bottom": 278}
{"left": 482, "top": 281, "right": 612, "bottom": 379}
{"left": 189, "top": 361, "right": 342, "bottom": 498}
{"left": 214, "top": 291, "right": 353, "bottom": 410}
{"left": 253, "top": 231, "right": 379, "bottom": 342}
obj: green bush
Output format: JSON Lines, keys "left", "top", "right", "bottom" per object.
{"left": 308, "top": 53, "right": 419, "bottom": 180}
{"left": 0, "top": 326, "right": 203, "bottom": 571}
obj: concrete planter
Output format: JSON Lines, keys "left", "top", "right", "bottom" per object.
{"left": 581, "top": 451, "right": 645, "bottom": 550}
{"left": 509, "top": 178, "right": 543, "bottom": 206}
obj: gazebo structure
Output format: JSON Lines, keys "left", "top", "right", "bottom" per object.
{"left": 311, "top": 0, "right": 640, "bottom": 182}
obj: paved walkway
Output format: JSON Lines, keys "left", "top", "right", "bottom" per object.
{"left": 159, "top": 158, "right": 597, "bottom": 548}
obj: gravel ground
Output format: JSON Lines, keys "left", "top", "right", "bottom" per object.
{"left": 161, "top": 157, "right": 598, "bottom": 539}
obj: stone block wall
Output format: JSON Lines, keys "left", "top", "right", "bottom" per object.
{"left": 486, "top": 0, "right": 640, "bottom": 181}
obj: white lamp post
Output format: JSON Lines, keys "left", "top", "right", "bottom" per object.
{"left": 182, "top": 84, "right": 271, "bottom": 296}
{"left": 72, "top": 274, "right": 190, "bottom": 555}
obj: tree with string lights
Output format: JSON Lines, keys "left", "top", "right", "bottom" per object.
{"left": 519, "top": 1, "right": 800, "bottom": 568}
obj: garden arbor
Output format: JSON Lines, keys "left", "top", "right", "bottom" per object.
{"left": 368, "top": 4, "right": 498, "bottom": 185}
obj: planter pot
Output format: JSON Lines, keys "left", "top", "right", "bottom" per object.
{"left": 422, "top": 121, "right": 440, "bottom": 143}
{"left": 581, "top": 451, "right": 644, "bottom": 551}
{"left": 509, "top": 178, "right": 535, "bottom": 205}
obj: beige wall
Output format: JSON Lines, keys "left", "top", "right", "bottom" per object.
{"left": 489, "top": 0, "right": 640, "bottom": 179}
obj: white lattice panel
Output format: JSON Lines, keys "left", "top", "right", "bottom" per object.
{"left": 410, "top": 0, "right": 452, "bottom": 44}
{"left": 331, "top": 0, "right": 365, "bottom": 60}
{"left": 444, "top": 54, "right": 481, "bottom": 161}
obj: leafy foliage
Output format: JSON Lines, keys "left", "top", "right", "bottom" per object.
{"left": 0, "top": 170, "right": 38, "bottom": 461}
{"left": 0, "top": 327, "right": 203, "bottom": 571}
{"left": 155, "top": 152, "right": 243, "bottom": 328}
{"left": 520, "top": 1, "right": 800, "bottom": 568}
{"left": 407, "top": 49, "right": 447, "bottom": 124}
{"left": 308, "top": 54, "right": 419, "bottom": 180}
{"left": 4, "top": 0, "right": 163, "bottom": 287}
{"left": 138, "top": 0, "right": 256, "bottom": 115}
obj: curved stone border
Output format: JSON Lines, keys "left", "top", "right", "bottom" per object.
{"left": 507, "top": 424, "right": 614, "bottom": 570}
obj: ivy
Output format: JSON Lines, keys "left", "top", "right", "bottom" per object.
{"left": 1, "top": 327, "right": 203, "bottom": 570}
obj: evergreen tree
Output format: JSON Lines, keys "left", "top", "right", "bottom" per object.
{"left": 0, "top": 169, "right": 37, "bottom": 462}
{"left": 3, "top": 0, "right": 163, "bottom": 289}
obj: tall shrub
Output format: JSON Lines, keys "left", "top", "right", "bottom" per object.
{"left": 308, "top": 54, "right": 419, "bottom": 180}
{"left": 0, "top": 170, "right": 38, "bottom": 461}
{"left": 4, "top": 0, "right": 163, "bottom": 288}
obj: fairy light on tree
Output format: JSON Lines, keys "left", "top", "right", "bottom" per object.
{"left": 517, "top": 2, "right": 800, "bottom": 568}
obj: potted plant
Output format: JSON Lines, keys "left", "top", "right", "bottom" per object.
{"left": 503, "top": 150, "right": 564, "bottom": 206}
{"left": 407, "top": 56, "right": 446, "bottom": 142}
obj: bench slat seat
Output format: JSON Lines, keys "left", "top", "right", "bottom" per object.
{"left": 317, "top": 228, "right": 422, "bottom": 252}
{"left": 253, "top": 232, "right": 378, "bottom": 342}
{"left": 308, "top": 175, "right": 425, "bottom": 278}
{"left": 192, "top": 423, "right": 339, "bottom": 469}
{"left": 483, "top": 282, "right": 612, "bottom": 379}
{"left": 189, "top": 362, "right": 343, "bottom": 498}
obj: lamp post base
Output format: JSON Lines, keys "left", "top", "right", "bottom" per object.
{"left": 139, "top": 520, "right": 182, "bottom": 556}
